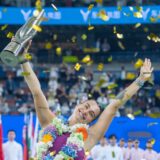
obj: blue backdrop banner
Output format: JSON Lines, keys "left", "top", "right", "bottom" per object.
{"left": 0, "top": 6, "right": 160, "bottom": 25}
{"left": 2, "top": 115, "right": 160, "bottom": 152}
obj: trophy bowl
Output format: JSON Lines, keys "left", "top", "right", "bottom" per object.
{"left": 0, "top": 50, "right": 19, "bottom": 67}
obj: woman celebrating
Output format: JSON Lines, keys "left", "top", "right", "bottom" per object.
{"left": 21, "top": 44, "right": 153, "bottom": 160}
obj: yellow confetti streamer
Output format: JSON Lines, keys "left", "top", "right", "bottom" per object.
{"left": 143, "top": 27, "right": 149, "bottom": 33}
{"left": 135, "top": 6, "right": 143, "bottom": 12}
{"left": 71, "top": 36, "right": 76, "bottom": 43}
{"left": 116, "top": 33, "right": 124, "bottom": 39}
{"left": 74, "top": 63, "right": 81, "bottom": 71}
{"left": 107, "top": 83, "right": 118, "bottom": 90}
{"left": 45, "top": 42, "right": 52, "bottom": 50}
{"left": 134, "top": 59, "right": 143, "bottom": 69}
{"left": 82, "top": 55, "right": 91, "bottom": 63}
{"left": 97, "top": 10, "right": 109, "bottom": 21}
{"left": 7, "top": 32, "right": 14, "bottom": 39}
{"left": 117, "top": 6, "right": 122, "bottom": 11}
{"left": 35, "top": 0, "right": 42, "bottom": 11}
{"left": 24, "top": 53, "right": 32, "bottom": 60}
{"left": 113, "top": 26, "right": 117, "bottom": 34}
{"left": 56, "top": 47, "right": 62, "bottom": 55}
{"left": 147, "top": 33, "right": 160, "bottom": 43}
{"left": 21, "top": 72, "right": 30, "bottom": 76}
{"left": 32, "top": 25, "right": 42, "bottom": 32}
{"left": 88, "top": 4, "right": 94, "bottom": 11}
{"left": 95, "top": 0, "right": 103, "bottom": 4}
{"left": 81, "top": 34, "right": 87, "bottom": 40}
{"left": 151, "top": 139, "right": 155, "bottom": 145}
{"left": 1, "top": 24, "right": 8, "bottom": 31}
{"left": 88, "top": 26, "right": 95, "bottom": 31}
{"left": 107, "top": 56, "right": 112, "bottom": 62}
{"left": 118, "top": 41, "right": 125, "bottom": 50}
{"left": 134, "top": 23, "right": 141, "bottom": 29}
{"left": 150, "top": 17, "right": 157, "bottom": 23}
{"left": 134, "top": 12, "right": 143, "bottom": 18}
{"left": 127, "top": 114, "right": 135, "bottom": 120}
{"left": 97, "top": 63, "right": 104, "bottom": 71}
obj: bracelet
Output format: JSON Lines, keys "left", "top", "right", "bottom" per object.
{"left": 135, "top": 78, "right": 145, "bottom": 87}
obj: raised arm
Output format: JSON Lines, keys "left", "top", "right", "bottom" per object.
{"left": 85, "top": 58, "right": 153, "bottom": 150}
{"left": 21, "top": 45, "right": 54, "bottom": 128}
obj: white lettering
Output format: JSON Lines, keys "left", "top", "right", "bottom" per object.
{"left": 20, "top": 9, "right": 32, "bottom": 21}
{"left": 80, "top": 10, "right": 90, "bottom": 22}
{"left": 142, "top": 8, "right": 150, "bottom": 20}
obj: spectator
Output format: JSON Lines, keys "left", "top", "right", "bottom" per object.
{"left": 106, "top": 134, "right": 123, "bottom": 160}
{"left": 143, "top": 139, "right": 158, "bottom": 160}
{"left": 3, "top": 130, "right": 23, "bottom": 160}
{"left": 130, "top": 139, "right": 144, "bottom": 160}
{"left": 90, "top": 137, "right": 108, "bottom": 160}
{"left": 124, "top": 139, "right": 133, "bottom": 160}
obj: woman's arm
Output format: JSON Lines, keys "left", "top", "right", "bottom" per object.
{"left": 21, "top": 62, "right": 54, "bottom": 128}
{"left": 85, "top": 58, "right": 153, "bottom": 151}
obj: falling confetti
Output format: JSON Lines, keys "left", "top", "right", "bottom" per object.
{"left": 78, "top": 76, "right": 88, "bottom": 81}
{"left": 135, "top": 6, "right": 143, "bottom": 12}
{"left": 116, "top": 33, "right": 124, "bottom": 39}
{"left": 81, "top": 34, "right": 87, "bottom": 40}
{"left": 21, "top": 72, "right": 30, "bottom": 76}
{"left": 143, "top": 27, "right": 149, "bottom": 33}
{"left": 134, "top": 12, "right": 143, "bottom": 18}
{"left": 150, "top": 17, "right": 157, "bottom": 23}
{"left": 32, "top": 25, "right": 42, "bottom": 32}
{"left": 7, "top": 32, "right": 14, "bottom": 39}
{"left": 134, "top": 59, "right": 143, "bottom": 69}
{"left": 129, "top": 7, "right": 134, "bottom": 11}
{"left": 74, "top": 63, "right": 81, "bottom": 71}
{"left": 113, "top": 26, "right": 117, "bottom": 34}
{"left": 24, "top": 53, "right": 32, "bottom": 60}
{"left": 117, "top": 6, "right": 122, "bottom": 11}
{"left": 56, "top": 47, "right": 62, "bottom": 55}
{"left": 1, "top": 24, "right": 8, "bottom": 31}
{"left": 35, "top": 0, "right": 42, "bottom": 11}
{"left": 127, "top": 114, "right": 135, "bottom": 120}
{"left": 107, "top": 56, "right": 112, "bottom": 62}
{"left": 97, "top": 10, "right": 109, "bottom": 21}
{"left": 107, "top": 83, "right": 118, "bottom": 90}
{"left": 88, "top": 4, "right": 94, "bottom": 11}
{"left": 95, "top": 0, "right": 103, "bottom": 4}
{"left": 71, "top": 36, "right": 77, "bottom": 43}
{"left": 51, "top": 3, "right": 58, "bottom": 11}
{"left": 88, "top": 25, "right": 95, "bottom": 31}
{"left": 45, "top": 42, "right": 52, "bottom": 50}
{"left": 151, "top": 139, "right": 155, "bottom": 145}
{"left": 97, "top": 63, "right": 104, "bottom": 71}
{"left": 118, "top": 41, "right": 125, "bottom": 50}
{"left": 134, "top": 23, "right": 141, "bottom": 29}
{"left": 82, "top": 55, "right": 91, "bottom": 63}
{"left": 147, "top": 33, "right": 160, "bottom": 43}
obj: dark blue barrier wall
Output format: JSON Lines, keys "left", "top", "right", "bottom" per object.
{"left": 2, "top": 115, "right": 160, "bottom": 152}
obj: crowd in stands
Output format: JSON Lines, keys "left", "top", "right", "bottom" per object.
{"left": 0, "top": 63, "right": 159, "bottom": 117}
{"left": 1, "top": 0, "right": 160, "bottom": 7}
{"left": 87, "top": 134, "right": 160, "bottom": 160}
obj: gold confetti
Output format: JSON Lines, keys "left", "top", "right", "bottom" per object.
{"left": 32, "top": 25, "right": 42, "bottom": 32}
{"left": 56, "top": 47, "right": 62, "bottom": 55}
{"left": 35, "top": 0, "right": 42, "bottom": 11}
{"left": 21, "top": 72, "right": 30, "bottom": 76}
{"left": 82, "top": 55, "right": 91, "bottom": 63}
{"left": 107, "top": 56, "right": 112, "bottom": 62}
{"left": 113, "top": 26, "right": 117, "bottom": 34}
{"left": 127, "top": 114, "right": 135, "bottom": 120}
{"left": 107, "top": 83, "right": 118, "bottom": 90}
{"left": 134, "top": 12, "right": 143, "bottom": 18}
{"left": 129, "top": 7, "right": 134, "bottom": 11}
{"left": 24, "top": 53, "right": 32, "bottom": 60}
{"left": 51, "top": 3, "right": 58, "bottom": 11}
{"left": 118, "top": 41, "right": 125, "bottom": 50}
{"left": 134, "top": 23, "right": 141, "bottom": 29}
{"left": 116, "top": 33, "right": 124, "bottom": 39}
{"left": 7, "top": 32, "right": 14, "bottom": 39}
{"left": 134, "top": 59, "right": 143, "bottom": 69}
{"left": 74, "top": 63, "right": 81, "bottom": 71}
{"left": 81, "top": 34, "right": 87, "bottom": 40}
{"left": 135, "top": 6, "right": 142, "bottom": 12}
{"left": 97, "top": 10, "right": 109, "bottom": 21}
{"left": 71, "top": 36, "right": 76, "bottom": 43}
{"left": 151, "top": 139, "right": 155, "bottom": 145}
{"left": 45, "top": 42, "right": 52, "bottom": 50}
{"left": 1, "top": 24, "right": 8, "bottom": 31}
{"left": 143, "top": 27, "right": 149, "bottom": 33}
{"left": 150, "top": 17, "right": 157, "bottom": 23}
{"left": 97, "top": 63, "right": 104, "bottom": 71}
{"left": 88, "top": 4, "right": 94, "bottom": 11}
{"left": 88, "top": 26, "right": 95, "bottom": 31}
{"left": 117, "top": 6, "right": 122, "bottom": 11}
{"left": 126, "top": 72, "right": 136, "bottom": 80}
{"left": 147, "top": 33, "right": 160, "bottom": 43}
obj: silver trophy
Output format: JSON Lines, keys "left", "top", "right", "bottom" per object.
{"left": 0, "top": 9, "right": 44, "bottom": 66}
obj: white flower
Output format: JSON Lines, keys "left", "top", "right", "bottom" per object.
{"left": 54, "top": 154, "right": 64, "bottom": 160}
